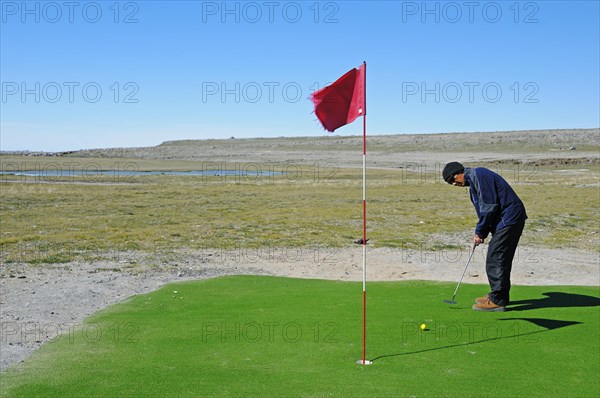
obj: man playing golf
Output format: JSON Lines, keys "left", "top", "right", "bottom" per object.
{"left": 443, "top": 162, "right": 527, "bottom": 312}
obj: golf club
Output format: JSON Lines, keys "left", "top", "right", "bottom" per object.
{"left": 443, "top": 243, "right": 477, "bottom": 304}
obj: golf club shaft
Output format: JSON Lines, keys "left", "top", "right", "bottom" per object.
{"left": 451, "top": 243, "right": 477, "bottom": 300}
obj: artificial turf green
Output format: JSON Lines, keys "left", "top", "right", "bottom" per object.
{"left": 1, "top": 276, "right": 599, "bottom": 397}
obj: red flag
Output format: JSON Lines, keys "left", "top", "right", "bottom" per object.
{"left": 311, "top": 63, "right": 365, "bottom": 132}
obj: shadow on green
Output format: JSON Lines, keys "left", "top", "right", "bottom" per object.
{"left": 509, "top": 292, "right": 600, "bottom": 311}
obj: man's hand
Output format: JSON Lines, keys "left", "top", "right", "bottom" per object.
{"left": 473, "top": 235, "right": 485, "bottom": 246}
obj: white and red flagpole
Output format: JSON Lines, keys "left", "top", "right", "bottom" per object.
{"left": 309, "top": 62, "right": 370, "bottom": 364}
{"left": 360, "top": 62, "right": 371, "bottom": 365}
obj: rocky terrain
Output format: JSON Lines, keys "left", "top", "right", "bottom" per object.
{"left": 61, "top": 128, "right": 600, "bottom": 167}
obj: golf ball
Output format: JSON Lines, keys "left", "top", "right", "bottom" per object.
{"left": 420, "top": 323, "right": 427, "bottom": 330}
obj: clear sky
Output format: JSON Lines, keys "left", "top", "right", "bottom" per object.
{"left": 1, "top": 0, "right": 599, "bottom": 151}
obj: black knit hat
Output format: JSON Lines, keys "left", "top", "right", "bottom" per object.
{"left": 443, "top": 162, "right": 464, "bottom": 183}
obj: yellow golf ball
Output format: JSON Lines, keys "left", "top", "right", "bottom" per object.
{"left": 420, "top": 323, "right": 427, "bottom": 331}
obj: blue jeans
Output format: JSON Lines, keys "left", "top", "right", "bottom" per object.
{"left": 487, "top": 219, "right": 526, "bottom": 306}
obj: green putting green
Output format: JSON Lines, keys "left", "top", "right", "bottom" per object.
{"left": 1, "top": 276, "right": 599, "bottom": 397}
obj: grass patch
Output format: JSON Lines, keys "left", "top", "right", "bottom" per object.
{"left": 1, "top": 158, "right": 598, "bottom": 264}
{"left": 1, "top": 276, "right": 598, "bottom": 397}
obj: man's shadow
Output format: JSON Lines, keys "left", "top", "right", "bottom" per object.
{"left": 370, "top": 317, "right": 582, "bottom": 363}
{"left": 509, "top": 292, "right": 600, "bottom": 311}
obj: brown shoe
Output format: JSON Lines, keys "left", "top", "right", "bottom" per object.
{"left": 475, "top": 294, "right": 489, "bottom": 304}
{"left": 472, "top": 299, "right": 506, "bottom": 312}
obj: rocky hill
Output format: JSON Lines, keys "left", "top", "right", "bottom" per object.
{"left": 13, "top": 128, "right": 600, "bottom": 168}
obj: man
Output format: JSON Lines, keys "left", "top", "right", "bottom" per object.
{"left": 443, "top": 162, "right": 527, "bottom": 312}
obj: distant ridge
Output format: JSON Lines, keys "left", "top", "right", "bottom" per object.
{"left": 2, "top": 128, "right": 598, "bottom": 167}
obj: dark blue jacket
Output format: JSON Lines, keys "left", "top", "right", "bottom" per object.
{"left": 464, "top": 167, "right": 527, "bottom": 239}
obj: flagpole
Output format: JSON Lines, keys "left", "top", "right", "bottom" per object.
{"left": 361, "top": 61, "right": 370, "bottom": 365}
{"left": 310, "top": 62, "right": 369, "bottom": 365}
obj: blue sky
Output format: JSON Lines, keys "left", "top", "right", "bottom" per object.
{"left": 1, "top": 0, "right": 599, "bottom": 151}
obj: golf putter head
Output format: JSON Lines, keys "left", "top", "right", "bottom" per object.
{"left": 443, "top": 243, "right": 477, "bottom": 305}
